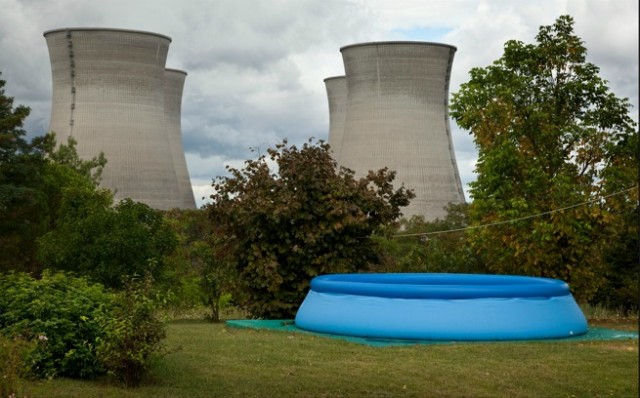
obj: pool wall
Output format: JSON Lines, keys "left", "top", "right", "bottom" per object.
{"left": 295, "top": 273, "right": 588, "bottom": 341}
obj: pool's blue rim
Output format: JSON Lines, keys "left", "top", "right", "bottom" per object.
{"left": 310, "top": 273, "right": 571, "bottom": 299}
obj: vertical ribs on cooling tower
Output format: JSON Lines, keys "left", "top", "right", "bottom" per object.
{"left": 333, "top": 41, "right": 465, "bottom": 221}
{"left": 44, "top": 28, "right": 196, "bottom": 210}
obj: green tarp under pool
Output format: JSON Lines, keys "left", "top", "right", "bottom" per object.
{"left": 226, "top": 319, "right": 638, "bottom": 347}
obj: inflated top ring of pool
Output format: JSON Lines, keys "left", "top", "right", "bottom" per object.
{"left": 294, "top": 273, "right": 588, "bottom": 341}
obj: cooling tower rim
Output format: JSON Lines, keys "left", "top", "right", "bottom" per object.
{"left": 323, "top": 75, "right": 346, "bottom": 82}
{"left": 166, "top": 68, "right": 188, "bottom": 76}
{"left": 340, "top": 41, "right": 456, "bottom": 52}
{"left": 43, "top": 27, "right": 172, "bottom": 42}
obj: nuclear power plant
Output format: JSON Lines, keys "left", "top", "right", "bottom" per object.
{"left": 164, "top": 68, "right": 197, "bottom": 209}
{"left": 323, "top": 76, "right": 347, "bottom": 162}
{"left": 44, "top": 28, "right": 195, "bottom": 210}
{"left": 327, "top": 41, "right": 465, "bottom": 221}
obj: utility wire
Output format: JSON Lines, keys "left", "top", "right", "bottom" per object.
{"left": 393, "top": 186, "right": 638, "bottom": 238}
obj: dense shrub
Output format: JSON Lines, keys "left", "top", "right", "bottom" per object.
{"left": 0, "top": 271, "right": 112, "bottom": 379}
{"left": 0, "top": 335, "right": 33, "bottom": 397}
{"left": 97, "top": 275, "right": 167, "bottom": 387}
{"left": 591, "top": 206, "right": 639, "bottom": 314}
{"left": 162, "top": 209, "right": 221, "bottom": 318}
{"left": 38, "top": 197, "right": 177, "bottom": 289}
{"left": 377, "top": 204, "right": 484, "bottom": 274}
{"left": 0, "top": 271, "right": 168, "bottom": 386}
{"left": 208, "top": 139, "right": 413, "bottom": 318}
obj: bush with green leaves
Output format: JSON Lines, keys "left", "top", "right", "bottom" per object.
{"left": 0, "top": 335, "right": 33, "bottom": 397}
{"left": 592, "top": 204, "right": 639, "bottom": 314}
{"left": 208, "top": 139, "right": 413, "bottom": 318}
{"left": 0, "top": 271, "right": 112, "bottom": 379}
{"left": 0, "top": 271, "right": 169, "bottom": 386}
{"left": 38, "top": 196, "right": 177, "bottom": 289}
{"left": 377, "top": 204, "right": 484, "bottom": 274}
{"left": 162, "top": 209, "right": 220, "bottom": 319}
{"left": 96, "top": 275, "right": 167, "bottom": 387}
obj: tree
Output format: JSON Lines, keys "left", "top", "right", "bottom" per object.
{"left": 1, "top": 72, "right": 107, "bottom": 274}
{"left": 207, "top": 139, "right": 414, "bottom": 318}
{"left": 0, "top": 73, "right": 31, "bottom": 168}
{"left": 0, "top": 133, "right": 107, "bottom": 274}
{"left": 163, "top": 208, "right": 233, "bottom": 321}
{"left": 199, "top": 233, "right": 234, "bottom": 322}
{"left": 377, "top": 204, "right": 484, "bottom": 274}
{"left": 449, "top": 15, "right": 637, "bottom": 301}
{"left": 41, "top": 135, "right": 106, "bottom": 216}
{"left": 38, "top": 197, "right": 177, "bottom": 289}
{"left": 594, "top": 132, "right": 639, "bottom": 312}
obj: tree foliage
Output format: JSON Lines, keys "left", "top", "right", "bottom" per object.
{"left": 207, "top": 139, "right": 413, "bottom": 318}
{"left": 1, "top": 71, "right": 176, "bottom": 292}
{"left": 0, "top": 73, "right": 46, "bottom": 272}
{"left": 450, "top": 15, "right": 638, "bottom": 301}
{"left": 0, "top": 72, "right": 107, "bottom": 274}
{"left": 38, "top": 197, "right": 177, "bottom": 289}
{"left": 378, "top": 204, "right": 483, "bottom": 274}
{"left": 163, "top": 209, "right": 233, "bottom": 321}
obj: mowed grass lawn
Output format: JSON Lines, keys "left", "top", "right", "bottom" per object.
{"left": 23, "top": 318, "right": 638, "bottom": 398}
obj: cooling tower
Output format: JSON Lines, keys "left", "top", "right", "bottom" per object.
{"left": 44, "top": 28, "right": 184, "bottom": 210}
{"left": 164, "top": 69, "right": 196, "bottom": 209}
{"left": 324, "top": 76, "right": 347, "bottom": 162}
{"left": 337, "top": 41, "right": 465, "bottom": 221}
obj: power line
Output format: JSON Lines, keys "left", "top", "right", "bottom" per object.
{"left": 393, "top": 186, "right": 638, "bottom": 238}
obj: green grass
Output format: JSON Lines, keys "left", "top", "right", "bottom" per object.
{"left": 20, "top": 317, "right": 638, "bottom": 398}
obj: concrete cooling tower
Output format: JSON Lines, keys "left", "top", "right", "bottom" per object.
{"left": 331, "top": 41, "right": 465, "bottom": 221}
{"left": 44, "top": 28, "right": 195, "bottom": 210}
{"left": 164, "top": 68, "right": 196, "bottom": 209}
{"left": 323, "top": 76, "right": 347, "bottom": 162}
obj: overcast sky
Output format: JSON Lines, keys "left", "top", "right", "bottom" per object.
{"left": 1, "top": 0, "right": 637, "bottom": 207}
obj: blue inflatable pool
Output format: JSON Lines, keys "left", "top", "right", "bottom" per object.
{"left": 294, "top": 273, "right": 588, "bottom": 341}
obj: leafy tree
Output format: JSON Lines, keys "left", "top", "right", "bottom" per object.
{"left": 38, "top": 134, "right": 106, "bottom": 230}
{"left": 163, "top": 209, "right": 233, "bottom": 321}
{"left": 0, "top": 73, "right": 47, "bottom": 272}
{"left": 96, "top": 274, "right": 167, "bottom": 387}
{"left": 594, "top": 131, "right": 639, "bottom": 312}
{"left": 449, "top": 15, "right": 637, "bottom": 301}
{"left": 0, "top": 73, "right": 31, "bottom": 175}
{"left": 207, "top": 139, "right": 414, "bottom": 318}
{"left": 1, "top": 72, "right": 106, "bottom": 273}
{"left": 38, "top": 196, "right": 177, "bottom": 289}
{"left": 377, "top": 203, "right": 484, "bottom": 274}
{"left": 199, "top": 230, "right": 234, "bottom": 322}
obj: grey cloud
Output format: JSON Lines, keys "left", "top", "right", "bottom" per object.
{"left": 1, "top": 0, "right": 636, "bottom": 206}
{"left": 169, "top": 0, "right": 375, "bottom": 70}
